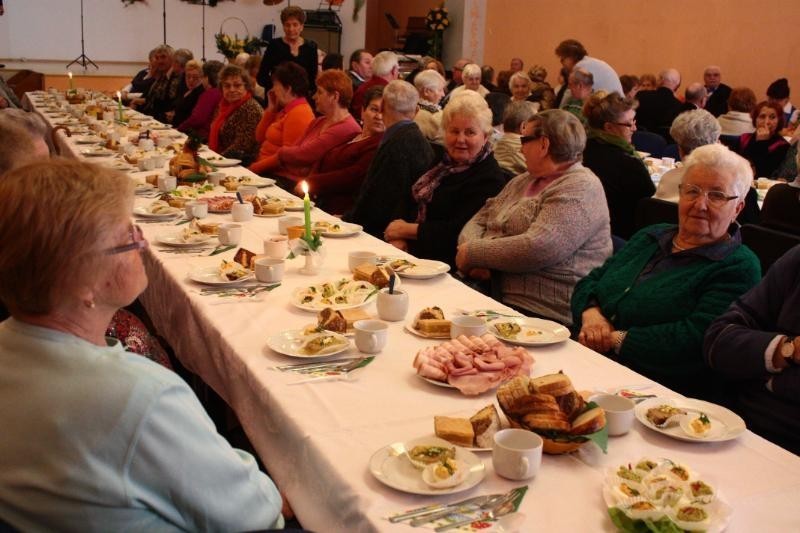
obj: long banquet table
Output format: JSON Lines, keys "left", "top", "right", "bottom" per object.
{"left": 30, "top": 92, "right": 800, "bottom": 532}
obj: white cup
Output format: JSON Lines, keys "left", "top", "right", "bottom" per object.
{"left": 157, "top": 175, "right": 177, "bottom": 192}
{"left": 492, "top": 428, "right": 543, "bottom": 481}
{"left": 152, "top": 153, "right": 169, "bottom": 168}
{"left": 278, "top": 215, "right": 303, "bottom": 235}
{"left": 348, "top": 250, "right": 377, "bottom": 272}
{"left": 661, "top": 156, "right": 676, "bottom": 167}
{"left": 140, "top": 157, "right": 156, "bottom": 171}
{"left": 255, "top": 257, "right": 285, "bottom": 283}
{"left": 123, "top": 143, "right": 136, "bottom": 156}
{"left": 450, "top": 315, "right": 487, "bottom": 339}
{"left": 353, "top": 320, "right": 388, "bottom": 354}
{"left": 184, "top": 200, "right": 208, "bottom": 219}
{"left": 239, "top": 185, "right": 258, "bottom": 199}
{"left": 157, "top": 136, "right": 171, "bottom": 148}
{"left": 263, "top": 235, "right": 289, "bottom": 259}
{"left": 589, "top": 394, "right": 635, "bottom": 436}
{"left": 139, "top": 138, "right": 155, "bottom": 151}
{"left": 208, "top": 171, "right": 225, "bottom": 186}
{"left": 218, "top": 223, "right": 242, "bottom": 246}
{"left": 376, "top": 288, "right": 409, "bottom": 322}
{"left": 231, "top": 202, "right": 254, "bottom": 222}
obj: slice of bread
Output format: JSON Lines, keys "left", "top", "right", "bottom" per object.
{"left": 353, "top": 263, "right": 378, "bottom": 283}
{"left": 521, "top": 412, "right": 571, "bottom": 432}
{"left": 233, "top": 248, "right": 257, "bottom": 269}
{"left": 570, "top": 406, "right": 606, "bottom": 435}
{"left": 531, "top": 373, "right": 574, "bottom": 397}
{"left": 434, "top": 416, "right": 474, "bottom": 447}
{"left": 339, "top": 308, "right": 370, "bottom": 329}
{"left": 415, "top": 319, "right": 451, "bottom": 335}
{"left": 317, "top": 308, "right": 347, "bottom": 333}
{"left": 470, "top": 405, "right": 501, "bottom": 448}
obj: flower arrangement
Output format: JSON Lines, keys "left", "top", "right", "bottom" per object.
{"left": 215, "top": 33, "right": 262, "bottom": 60}
{"left": 425, "top": 4, "right": 450, "bottom": 60}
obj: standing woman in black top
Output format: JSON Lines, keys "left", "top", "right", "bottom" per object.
{"left": 257, "top": 6, "right": 318, "bottom": 96}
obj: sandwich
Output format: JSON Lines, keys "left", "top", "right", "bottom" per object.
{"left": 252, "top": 196, "right": 284, "bottom": 215}
{"left": 317, "top": 308, "right": 348, "bottom": 334}
{"left": 353, "top": 263, "right": 393, "bottom": 288}
{"left": 233, "top": 248, "right": 257, "bottom": 270}
{"left": 434, "top": 416, "right": 474, "bottom": 447}
{"left": 413, "top": 307, "right": 451, "bottom": 336}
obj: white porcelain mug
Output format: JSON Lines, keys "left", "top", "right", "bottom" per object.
{"left": 156, "top": 136, "right": 171, "bottom": 148}
{"left": 353, "top": 320, "right": 388, "bottom": 354}
{"left": 231, "top": 202, "right": 254, "bottom": 222}
{"left": 376, "top": 289, "right": 409, "bottom": 322}
{"left": 263, "top": 235, "right": 289, "bottom": 259}
{"left": 450, "top": 315, "right": 487, "bottom": 339}
{"left": 238, "top": 185, "right": 258, "bottom": 200}
{"left": 139, "top": 138, "right": 155, "bottom": 151}
{"left": 184, "top": 200, "right": 208, "bottom": 219}
{"left": 589, "top": 394, "right": 635, "bottom": 436}
{"left": 218, "top": 223, "right": 242, "bottom": 246}
{"left": 348, "top": 250, "right": 377, "bottom": 272}
{"left": 492, "top": 428, "right": 543, "bottom": 481}
{"left": 207, "top": 171, "right": 225, "bottom": 186}
{"left": 255, "top": 258, "right": 285, "bottom": 283}
{"left": 278, "top": 215, "right": 303, "bottom": 235}
{"left": 157, "top": 175, "right": 176, "bottom": 192}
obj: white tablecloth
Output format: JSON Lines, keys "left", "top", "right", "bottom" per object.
{"left": 30, "top": 92, "right": 800, "bottom": 532}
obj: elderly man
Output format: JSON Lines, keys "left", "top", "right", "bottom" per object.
{"left": 635, "top": 68, "right": 683, "bottom": 140}
{"left": 348, "top": 48, "right": 373, "bottom": 91}
{"left": 680, "top": 82, "right": 708, "bottom": 112}
{"left": 555, "top": 39, "right": 622, "bottom": 98}
{"left": 563, "top": 68, "right": 593, "bottom": 124}
{"left": 446, "top": 57, "right": 471, "bottom": 94}
{"left": 703, "top": 65, "right": 732, "bottom": 118}
{"left": 139, "top": 45, "right": 191, "bottom": 122}
{"left": 351, "top": 50, "right": 398, "bottom": 120}
{"left": 344, "top": 80, "right": 435, "bottom": 239}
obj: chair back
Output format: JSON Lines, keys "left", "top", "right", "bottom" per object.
{"left": 634, "top": 197, "right": 679, "bottom": 231}
{"left": 740, "top": 224, "right": 800, "bottom": 274}
{"left": 632, "top": 130, "right": 667, "bottom": 158}
{"left": 718, "top": 134, "right": 741, "bottom": 150}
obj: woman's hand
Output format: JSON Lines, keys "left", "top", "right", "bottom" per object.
{"left": 455, "top": 243, "right": 470, "bottom": 273}
{"left": 388, "top": 239, "right": 408, "bottom": 251}
{"left": 578, "top": 307, "right": 615, "bottom": 353}
{"left": 468, "top": 268, "right": 491, "bottom": 280}
{"left": 755, "top": 126, "right": 771, "bottom": 141}
{"left": 384, "top": 219, "right": 418, "bottom": 241}
{"left": 267, "top": 89, "right": 278, "bottom": 112}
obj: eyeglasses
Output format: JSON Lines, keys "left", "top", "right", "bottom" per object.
{"left": 222, "top": 82, "right": 245, "bottom": 90}
{"left": 105, "top": 224, "right": 147, "bottom": 255}
{"left": 678, "top": 184, "right": 739, "bottom": 206}
{"left": 520, "top": 130, "right": 546, "bottom": 145}
{"left": 611, "top": 119, "right": 636, "bottom": 129}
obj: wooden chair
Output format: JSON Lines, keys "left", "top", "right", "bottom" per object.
{"left": 740, "top": 224, "right": 800, "bottom": 274}
{"left": 634, "top": 197, "right": 679, "bottom": 231}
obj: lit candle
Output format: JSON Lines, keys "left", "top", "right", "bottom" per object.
{"left": 116, "top": 91, "right": 124, "bottom": 121}
{"left": 301, "top": 180, "right": 311, "bottom": 241}
{"left": 68, "top": 71, "right": 74, "bottom": 91}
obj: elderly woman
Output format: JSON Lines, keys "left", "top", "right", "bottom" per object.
{"left": 509, "top": 72, "right": 533, "bottom": 103}
{"left": 449, "top": 64, "right": 489, "bottom": 98}
{"left": 654, "top": 109, "right": 721, "bottom": 202}
{"left": 573, "top": 144, "right": 761, "bottom": 398}
{"left": 620, "top": 74, "right": 640, "bottom": 99}
{"left": 177, "top": 60, "right": 224, "bottom": 141}
{"left": 0, "top": 160, "right": 285, "bottom": 529}
{"left": 493, "top": 100, "right": 538, "bottom": 176}
{"left": 582, "top": 91, "right": 654, "bottom": 240}
{"left": 166, "top": 59, "right": 204, "bottom": 126}
{"left": 248, "top": 62, "right": 314, "bottom": 176}
{"left": 303, "top": 86, "right": 385, "bottom": 215}
{"left": 384, "top": 91, "right": 506, "bottom": 267}
{"left": 244, "top": 54, "right": 266, "bottom": 102}
{"left": 275, "top": 69, "right": 360, "bottom": 186}
{"left": 457, "top": 110, "right": 612, "bottom": 323}
{"left": 736, "top": 101, "right": 790, "bottom": 178}
{"left": 717, "top": 87, "right": 757, "bottom": 136}
{"left": 208, "top": 65, "right": 263, "bottom": 165}
{"left": 256, "top": 6, "right": 318, "bottom": 95}
{"left": 413, "top": 69, "right": 446, "bottom": 144}
{"left": 563, "top": 68, "right": 593, "bottom": 124}
{"left": 704, "top": 244, "right": 800, "bottom": 454}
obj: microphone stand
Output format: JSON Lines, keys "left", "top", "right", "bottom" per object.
{"left": 66, "top": 0, "right": 98, "bottom": 70}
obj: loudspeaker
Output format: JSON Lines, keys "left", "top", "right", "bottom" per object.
{"left": 304, "top": 26, "right": 341, "bottom": 55}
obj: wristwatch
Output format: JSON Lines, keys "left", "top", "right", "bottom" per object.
{"left": 780, "top": 336, "right": 796, "bottom": 361}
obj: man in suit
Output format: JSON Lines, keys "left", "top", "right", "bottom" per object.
{"left": 679, "top": 82, "right": 708, "bottom": 113}
{"left": 703, "top": 65, "right": 732, "bottom": 118}
{"left": 348, "top": 49, "right": 373, "bottom": 92}
{"left": 635, "top": 68, "right": 683, "bottom": 140}
{"left": 351, "top": 51, "right": 398, "bottom": 121}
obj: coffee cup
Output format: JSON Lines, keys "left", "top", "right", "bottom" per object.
{"left": 353, "top": 320, "right": 388, "bottom": 354}
{"left": 208, "top": 171, "right": 225, "bottom": 186}
{"left": 152, "top": 153, "right": 169, "bottom": 168}
{"left": 263, "top": 235, "right": 289, "bottom": 259}
{"left": 450, "top": 315, "right": 487, "bottom": 339}
{"left": 184, "top": 200, "right": 208, "bottom": 219}
{"left": 238, "top": 185, "right": 258, "bottom": 200}
{"left": 139, "top": 157, "right": 156, "bottom": 172}
{"left": 255, "top": 257, "right": 285, "bottom": 283}
{"left": 139, "top": 138, "right": 155, "bottom": 151}
{"left": 218, "top": 223, "right": 242, "bottom": 246}
{"left": 348, "top": 250, "right": 377, "bottom": 273}
{"left": 589, "top": 394, "right": 635, "bottom": 436}
{"left": 492, "top": 428, "right": 543, "bottom": 481}
{"left": 157, "top": 175, "right": 177, "bottom": 192}
{"left": 376, "top": 288, "right": 409, "bottom": 322}
{"left": 231, "top": 202, "right": 254, "bottom": 222}
{"left": 278, "top": 216, "right": 303, "bottom": 235}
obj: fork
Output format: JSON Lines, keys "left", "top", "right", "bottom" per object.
{"left": 409, "top": 487, "right": 521, "bottom": 527}
{"left": 434, "top": 498, "right": 518, "bottom": 532}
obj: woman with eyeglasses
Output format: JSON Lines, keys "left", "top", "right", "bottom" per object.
{"left": 0, "top": 160, "right": 286, "bottom": 530}
{"left": 572, "top": 144, "right": 761, "bottom": 399}
{"left": 208, "top": 64, "right": 263, "bottom": 165}
{"left": 456, "top": 110, "right": 612, "bottom": 324}
{"left": 582, "top": 91, "right": 655, "bottom": 240}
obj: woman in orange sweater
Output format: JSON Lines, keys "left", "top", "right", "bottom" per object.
{"left": 248, "top": 62, "right": 314, "bottom": 176}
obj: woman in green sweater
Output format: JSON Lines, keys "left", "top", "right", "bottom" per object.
{"left": 571, "top": 144, "right": 761, "bottom": 398}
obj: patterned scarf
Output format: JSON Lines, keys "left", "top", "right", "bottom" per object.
{"left": 208, "top": 91, "right": 252, "bottom": 152}
{"left": 412, "top": 141, "right": 492, "bottom": 223}
{"left": 587, "top": 127, "right": 638, "bottom": 157}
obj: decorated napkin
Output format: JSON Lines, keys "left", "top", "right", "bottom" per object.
{"left": 192, "top": 283, "right": 279, "bottom": 303}
{"left": 273, "top": 356, "right": 375, "bottom": 382}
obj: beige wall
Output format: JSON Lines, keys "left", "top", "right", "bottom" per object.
{"left": 484, "top": 0, "right": 800, "bottom": 101}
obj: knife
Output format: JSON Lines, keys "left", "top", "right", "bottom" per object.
{"left": 389, "top": 493, "right": 499, "bottom": 524}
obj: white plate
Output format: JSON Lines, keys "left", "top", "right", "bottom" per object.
{"left": 254, "top": 211, "right": 285, "bottom": 218}
{"left": 313, "top": 221, "right": 363, "bottom": 238}
{"left": 266, "top": 329, "right": 351, "bottom": 359}
{"left": 241, "top": 176, "right": 275, "bottom": 188}
{"left": 283, "top": 199, "right": 314, "bottom": 211}
{"left": 422, "top": 433, "right": 493, "bottom": 453}
{"left": 156, "top": 232, "right": 214, "bottom": 247}
{"left": 142, "top": 122, "right": 172, "bottom": 131}
{"left": 81, "top": 148, "right": 115, "bottom": 157}
{"left": 417, "top": 373, "right": 457, "bottom": 389}
{"left": 487, "top": 317, "right": 570, "bottom": 346}
{"left": 392, "top": 259, "right": 451, "bottom": 279}
{"left": 133, "top": 205, "right": 181, "bottom": 218}
{"left": 74, "top": 135, "right": 102, "bottom": 144}
{"left": 369, "top": 436, "right": 485, "bottom": 495}
{"left": 404, "top": 321, "right": 450, "bottom": 340}
{"left": 291, "top": 279, "right": 379, "bottom": 312}
{"left": 134, "top": 183, "right": 155, "bottom": 194}
{"left": 209, "top": 158, "right": 242, "bottom": 168}
{"left": 188, "top": 266, "right": 254, "bottom": 285}
{"left": 634, "top": 397, "right": 746, "bottom": 443}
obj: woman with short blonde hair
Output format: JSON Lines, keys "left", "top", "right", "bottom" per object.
{"left": 414, "top": 69, "right": 447, "bottom": 144}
